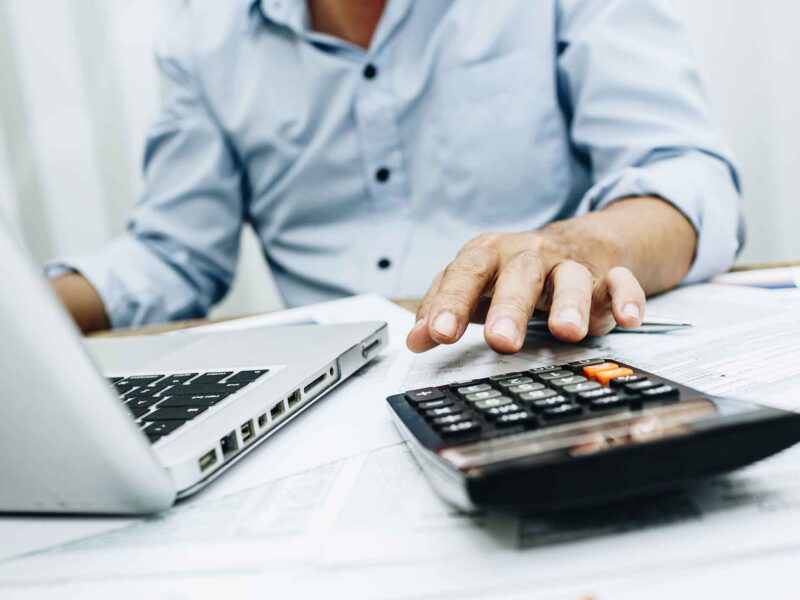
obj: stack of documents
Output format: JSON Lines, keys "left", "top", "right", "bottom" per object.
{"left": 2, "top": 274, "right": 800, "bottom": 598}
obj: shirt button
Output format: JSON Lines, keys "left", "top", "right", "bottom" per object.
{"left": 375, "top": 167, "right": 391, "bottom": 183}
{"left": 377, "top": 258, "right": 392, "bottom": 270}
{"left": 363, "top": 63, "right": 378, "bottom": 80}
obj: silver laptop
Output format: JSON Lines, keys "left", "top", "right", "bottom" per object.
{"left": 0, "top": 221, "right": 387, "bottom": 515}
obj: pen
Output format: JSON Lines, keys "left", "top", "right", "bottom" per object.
{"left": 526, "top": 314, "right": 693, "bottom": 334}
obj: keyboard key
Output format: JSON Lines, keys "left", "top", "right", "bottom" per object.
{"left": 518, "top": 388, "right": 559, "bottom": 403}
{"left": 542, "top": 403, "right": 582, "bottom": 420}
{"left": 474, "top": 396, "right": 513, "bottom": 411}
{"left": 530, "top": 396, "right": 569, "bottom": 411}
{"left": 497, "top": 376, "right": 533, "bottom": 388}
{"left": 227, "top": 369, "right": 270, "bottom": 383}
{"left": 610, "top": 374, "right": 645, "bottom": 388}
{"left": 131, "top": 384, "right": 173, "bottom": 397}
{"left": 149, "top": 406, "right": 209, "bottom": 421}
{"left": 425, "top": 406, "right": 463, "bottom": 419}
{"left": 113, "top": 383, "right": 138, "bottom": 396}
{"left": 595, "top": 368, "right": 635, "bottom": 386}
{"left": 449, "top": 379, "right": 483, "bottom": 390}
{"left": 640, "top": 385, "right": 679, "bottom": 401}
{"left": 439, "top": 420, "right": 480, "bottom": 439}
{"left": 124, "top": 397, "right": 162, "bottom": 410}
{"left": 576, "top": 387, "right": 615, "bottom": 403}
{"left": 495, "top": 412, "right": 537, "bottom": 428}
{"left": 418, "top": 398, "right": 453, "bottom": 410}
{"left": 120, "top": 375, "right": 165, "bottom": 387}
{"left": 191, "top": 371, "right": 233, "bottom": 385}
{"left": 433, "top": 414, "right": 471, "bottom": 428}
{"left": 466, "top": 389, "right": 502, "bottom": 402}
{"left": 484, "top": 403, "right": 523, "bottom": 420}
{"left": 582, "top": 362, "right": 618, "bottom": 377}
{"left": 508, "top": 383, "right": 546, "bottom": 395}
{"left": 489, "top": 372, "right": 524, "bottom": 381}
{"left": 457, "top": 383, "right": 492, "bottom": 396}
{"left": 127, "top": 407, "right": 151, "bottom": 419}
{"left": 157, "top": 394, "right": 229, "bottom": 408}
{"left": 590, "top": 395, "right": 628, "bottom": 410}
{"left": 142, "top": 420, "right": 182, "bottom": 437}
{"left": 566, "top": 358, "right": 608, "bottom": 371}
{"left": 161, "top": 373, "right": 199, "bottom": 386}
{"left": 550, "top": 375, "right": 588, "bottom": 389}
{"left": 562, "top": 381, "right": 602, "bottom": 395}
{"left": 406, "top": 388, "right": 445, "bottom": 404}
{"left": 625, "top": 380, "right": 657, "bottom": 393}
{"left": 536, "top": 370, "right": 573, "bottom": 382}
{"left": 166, "top": 383, "right": 245, "bottom": 396}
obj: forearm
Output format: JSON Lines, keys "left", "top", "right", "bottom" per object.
{"left": 540, "top": 196, "right": 697, "bottom": 295}
{"left": 50, "top": 272, "right": 110, "bottom": 334}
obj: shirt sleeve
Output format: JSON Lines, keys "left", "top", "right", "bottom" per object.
{"left": 556, "top": 0, "right": 744, "bottom": 283}
{"left": 45, "top": 6, "right": 244, "bottom": 328}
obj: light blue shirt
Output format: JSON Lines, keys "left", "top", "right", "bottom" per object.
{"left": 48, "top": 0, "right": 743, "bottom": 328}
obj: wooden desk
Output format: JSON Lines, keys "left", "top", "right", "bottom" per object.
{"left": 89, "top": 262, "right": 798, "bottom": 339}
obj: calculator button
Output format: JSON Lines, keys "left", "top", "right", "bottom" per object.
{"left": 536, "top": 370, "right": 573, "bottom": 382}
{"left": 595, "top": 368, "right": 635, "bottom": 386}
{"left": 550, "top": 375, "right": 588, "bottom": 389}
{"left": 625, "top": 380, "right": 657, "bottom": 393}
{"left": 489, "top": 372, "right": 524, "bottom": 381}
{"left": 567, "top": 358, "right": 608, "bottom": 371}
{"left": 508, "top": 382, "right": 546, "bottom": 394}
{"left": 439, "top": 420, "right": 480, "bottom": 439}
{"left": 589, "top": 395, "right": 627, "bottom": 410}
{"left": 517, "top": 388, "right": 559, "bottom": 403}
{"left": 484, "top": 403, "right": 523, "bottom": 420}
{"left": 542, "top": 404, "right": 582, "bottom": 420}
{"left": 433, "top": 414, "right": 471, "bottom": 428}
{"left": 405, "top": 388, "right": 445, "bottom": 404}
{"left": 640, "top": 385, "right": 679, "bottom": 401}
{"left": 449, "top": 379, "right": 482, "bottom": 391}
{"left": 474, "top": 396, "right": 513, "bottom": 411}
{"left": 465, "top": 389, "right": 502, "bottom": 402}
{"left": 610, "top": 374, "right": 645, "bottom": 388}
{"left": 530, "top": 396, "right": 569, "bottom": 411}
{"left": 562, "top": 381, "right": 602, "bottom": 395}
{"left": 582, "top": 362, "right": 618, "bottom": 377}
{"left": 576, "top": 387, "right": 615, "bottom": 403}
{"left": 425, "top": 406, "right": 463, "bottom": 420}
{"left": 457, "top": 383, "right": 492, "bottom": 396}
{"left": 529, "top": 365, "right": 562, "bottom": 374}
{"left": 497, "top": 377, "right": 534, "bottom": 388}
{"left": 495, "top": 412, "right": 537, "bottom": 428}
{"left": 417, "top": 398, "right": 453, "bottom": 410}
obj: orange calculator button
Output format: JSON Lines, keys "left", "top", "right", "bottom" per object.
{"left": 582, "top": 362, "right": 618, "bottom": 377}
{"left": 595, "top": 368, "right": 634, "bottom": 385}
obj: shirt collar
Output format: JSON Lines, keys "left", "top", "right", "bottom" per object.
{"left": 250, "top": 0, "right": 308, "bottom": 35}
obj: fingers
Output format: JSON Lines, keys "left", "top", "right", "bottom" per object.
{"left": 588, "top": 267, "right": 645, "bottom": 336}
{"left": 483, "top": 251, "right": 546, "bottom": 353}
{"left": 406, "top": 272, "right": 443, "bottom": 353}
{"left": 547, "top": 261, "right": 594, "bottom": 343}
{"left": 425, "top": 244, "right": 500, "bottom": 345}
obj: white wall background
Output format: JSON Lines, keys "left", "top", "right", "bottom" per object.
{"left": 0, "top": 0, "right": 798, "bottom": 320}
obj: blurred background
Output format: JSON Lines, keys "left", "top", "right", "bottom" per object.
{"left": 0, "top": 0, "right": 797, "bottom": 318}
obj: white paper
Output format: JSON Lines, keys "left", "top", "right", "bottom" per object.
{"left": 5, "top": 285, "right": 800, "bottom": 597}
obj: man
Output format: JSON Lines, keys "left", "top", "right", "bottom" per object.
{"left": 49, "top": 0, "right": 742, "bottom": 355}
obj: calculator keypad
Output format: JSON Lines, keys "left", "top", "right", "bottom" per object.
{"left": 402, "top": 359, "right": 684, "bottom": 444}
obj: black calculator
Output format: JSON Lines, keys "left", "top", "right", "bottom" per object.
{"left": 387, "top": 359, "right": 800, "bottom": 511}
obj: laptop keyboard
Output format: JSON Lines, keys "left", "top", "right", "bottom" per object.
{"left": 109, "top": 370, "right": 270, "bottom": 443}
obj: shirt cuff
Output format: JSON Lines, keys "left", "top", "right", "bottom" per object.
{"left": 44, "top": 236, "right": 184, "bottom": 329}
{"left": 582, "top": 151, "right": 743, "bottom": 284}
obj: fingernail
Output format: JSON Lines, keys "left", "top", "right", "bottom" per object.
{"left": 491, "top": 317, "right": 520, "bottom": 343}
{"left": 431, "top": 312, "right": 458, "bottom": 338}
{"left": 412, "top": 318, "right": 426, "bottom": 330}
{"left": 622, "top": 303, "right": 641, "bottom": 320}
{"left": 556, "top": 308, "right": 583, "bottom": 328}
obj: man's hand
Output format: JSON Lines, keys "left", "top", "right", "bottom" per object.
{"left": 406, "top": 197, "right": 697, "bottom": 354}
